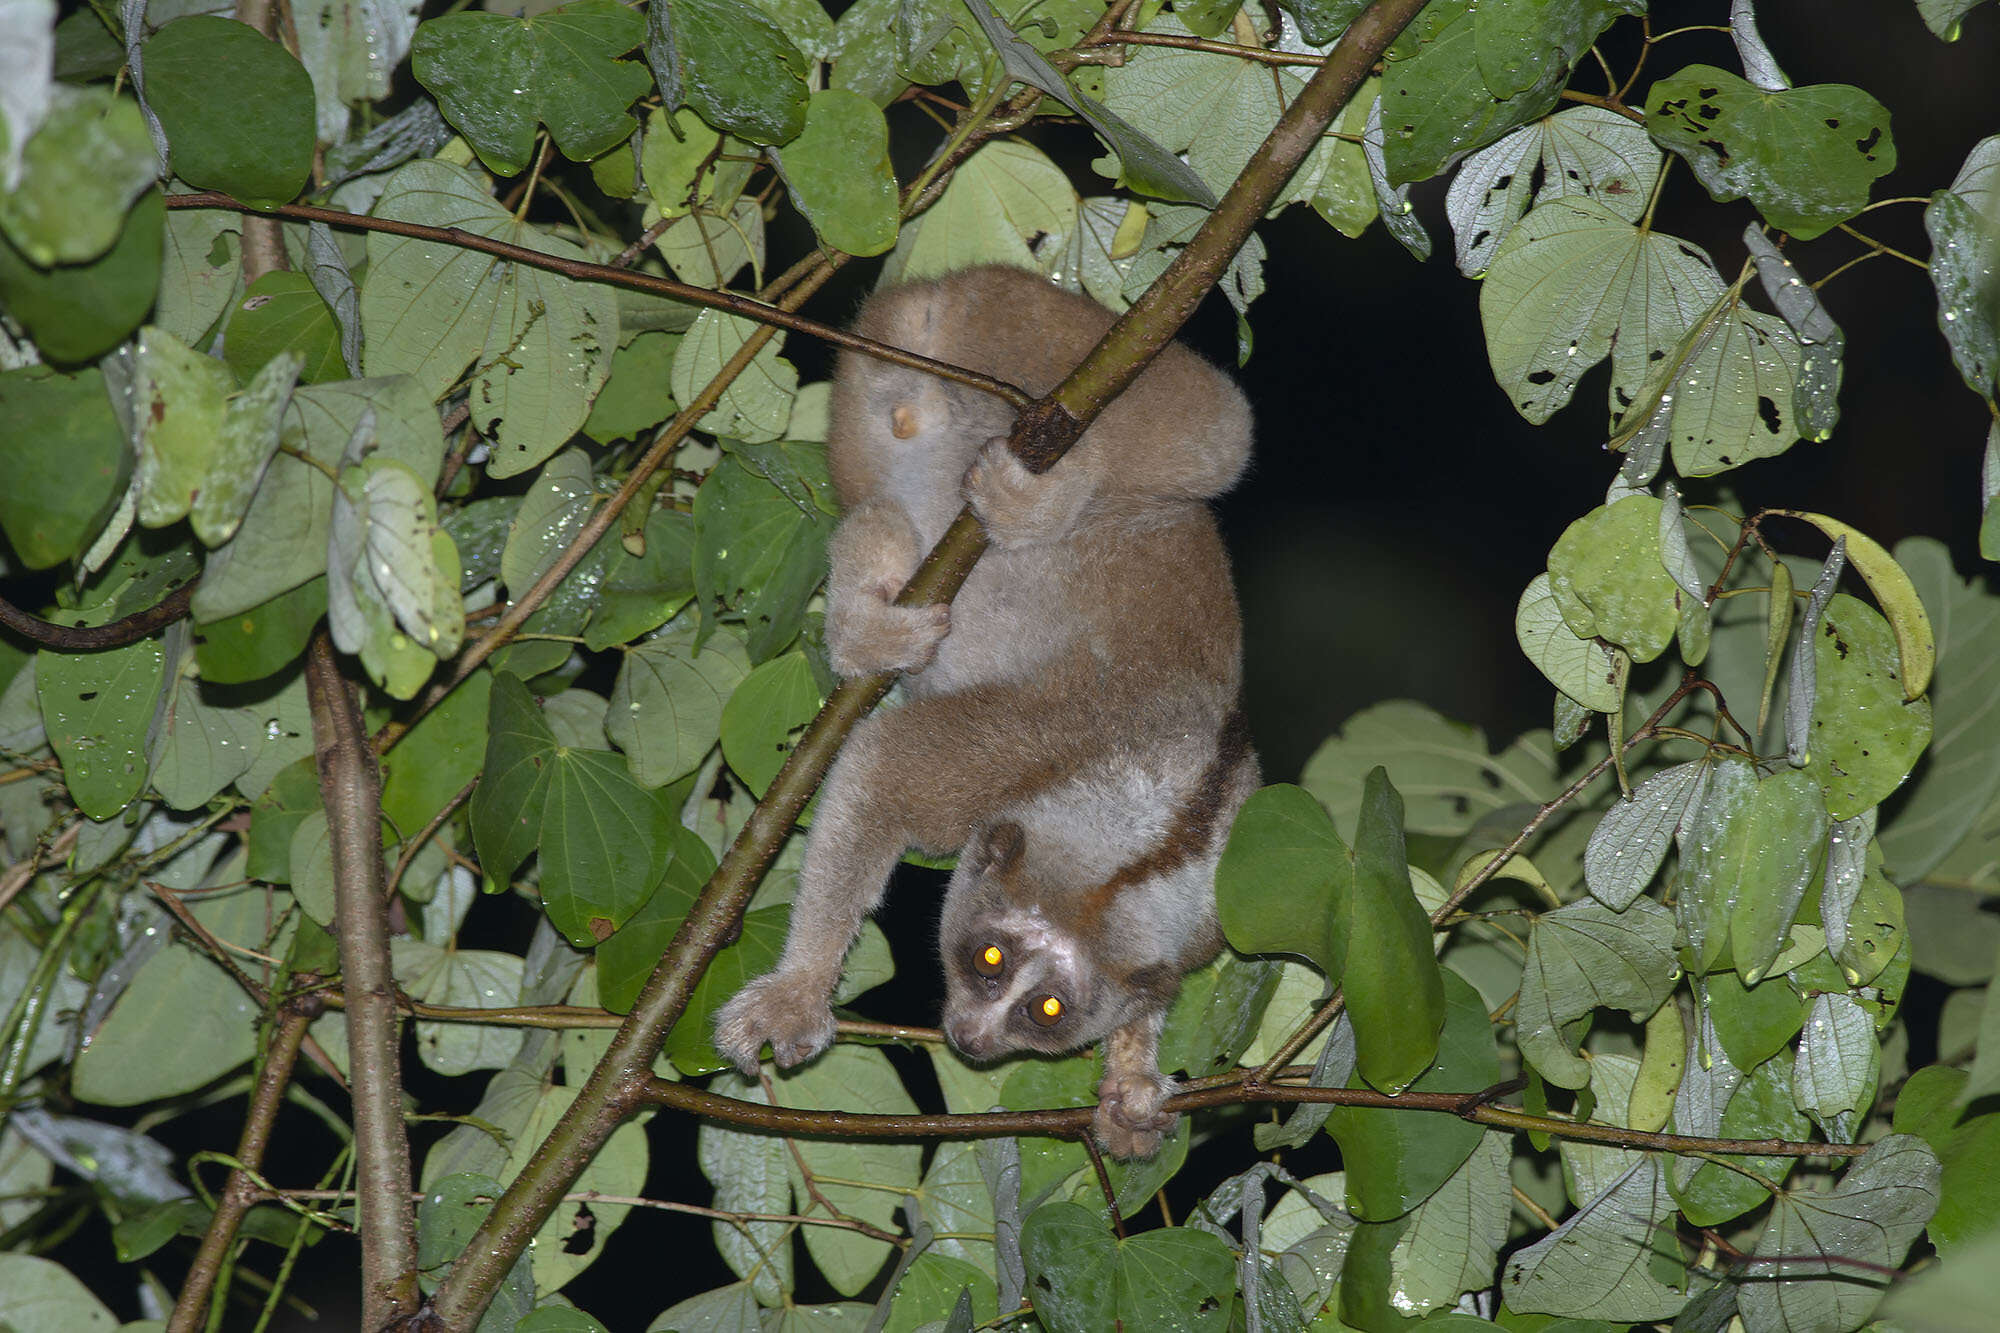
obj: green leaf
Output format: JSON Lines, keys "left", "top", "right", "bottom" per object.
{"left": 0, "top": 1255, "right": 118, "bottom": 1331}
{"left": 1382, "top": 0, "right": 1628, "bottom": 185}
{"left": 1646, "top": 67, "right": 1896, "bottom": 240}
{"left": 157, "top": 206, "right": 240, "bottom": 348}
{"left": 720, "top": 650, "right": 824, "bottom": 797}
{"left": 471, "top": 674, "right": 680, "bottom": 944}
{"left": 881, "top": 138, "right": 1077, "bottom": 281}
{"left": 1796, "top": 593, "right": 1932, "bottom": 824}
{"left": 1878, "top": 538, "right": 2000, "bottom": 882}
{"left": 192, "top": 578, "right": 327, "bottom": 686}
{"left": 660, "top": 904, "right": 792, "bottom": 1072}
{"left": 1738, "top": 1135, "right": 1939, "bottom": 1333}
{"left": 1502, "top": 1157, "right": 1688, "bottom": 1321}
{"left": 1376, "top": 1134, "right": 1511, "bottom": 1317}
{"left": 647, "top": 0, "right": 810, "bottom": 146}
{"left": 774, "top": 1047, "right": 923, "bottom": 1293}
{"left": 191, "top": 351, "right": 302, "bottom": 548}
{"left": 1774, "top": 511, "right": 1936, "bottom": 701}
{"left": 1345, "top": 767, "right": 1446, "bottom": 1094}
{"left": 1671, "top": 1018, "right": 1810, "bottom": 1226}
{"left": 1481, "top": 197, "right": 1723, "bottom": 426}
{"left": 593, "top": 824, "right": 712, "bottom": 1012}
{"left": 361, "top": 159, "right": 617, "bottom": 478}
{"left": 960, "top": 2, "right": 1214, "bottom": 207}
{"left": 0, "top": 365, "right": 129, "bottom": 569}
{"left": 1516, "top": 572, "right": 1629, "bottom": 713}
{"left": 148, "top": 654, "right": 265, "bottom": 810}
{"left": 1216, "top": 784, "right": 1348, "bottom": 975}
{"left": 885, "top": 1254, "right": 998, "bottom": 1333}
{"left": 0, "top": 185, "right": 163, "bottom": 363}
{"left": 1300, "top": 701, "right": 1558, "bottom": 838}
{"left": 327, "top": 457, "right": 465, "bottom": 700}
{"left": 692, "top": 448, "right": 830, "bottom": 661}
{"left": 1546, "top": 496, "right": 1682, "bottom": 663}
{"left": 1324, "top": 970, "right": 1497, "bottom": 1220}
{"left": 1448, "top": 106, "right": 1662, "bottom": 277}
{"left": 1892, "top": 1066, "right": 2000, "bottom": 1255}
{"left": 1705, "top": 968, "right": 1803, "bottom": 1072}
{"left": 37, "top": 637, "right": 166, "bottom": 819}
{"left": 144, "top": 16, "right": 316, "bottom": 207}
{"left": 1916, "top": 0, "right": 1993, "bottom": 40}
{"left": 587, "top": 509, "right": 697, "bottom": 650}
{"left": 772, "top": 89, "right": 900, "bottom": 257}
{"left": 393, "top": 934, "right": 527, "bottom": 1076}
{"left": 1793, "top": 991, "right": 1878, "bottom": 1139}
{"left": 71, "top": 882, "right": 271, "bottom": 1103}
{"left": 1515, "top": 897, "right": 1678, "bottom": 1090}
{"left": 607, "top": 621, "right": 749, "bottom": 787}
{"left": 223, "top": 271, "right": 345, "bottom": 384}
{"left": 501, "top": 448, "right": 597, "bottom": 597}
{"left": 671, "top": 308, "right": 800, "bottom": 445}
{"left": 381, "top": 669, "right": 491, "bottom": 839}
{"left": 193, "top": 376, "right": 446, "bottom": 622}
{"left": 0, "top": 85, "right": 157, "bottom": 266}
{"left": 502, "top": 1084, "right": 649, "bottom": 1293}
{"left": 131, "top": 325, "right": 235, "bottom": 529}
{"left": 1925, "top": 137, "right": 2000, "bottom": 401}
{"left": 411, "top": 0, "right": 650, "bottom": 177}
{"left": 1882, "top": 1225, "right": 2000, "bottom": 1331}
{"left": 1158, "top": 951, "right": 1281, "bottom": 1079}
{"left": 1675, "top": 758, "right": 1818, "bottom": 976}
{"left": 1583, "top": 760, "right": 1708, "bottom": 910}
{"left": 1021, "top": 1200, "right": 1236, "bottom": 1333}
{"left": 582, "top": 330, "right": 681, "bottom": 445}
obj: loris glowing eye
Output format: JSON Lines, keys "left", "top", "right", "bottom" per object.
{"left": 1030, "top": 995, "right": 1063, "bottom": 1026}
{"left": 974, "top": 945, "right": 1004, "bottom": 977}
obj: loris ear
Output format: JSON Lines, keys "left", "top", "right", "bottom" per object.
{"left": 967, "top": 821, "right": 1025, "bottom": 874}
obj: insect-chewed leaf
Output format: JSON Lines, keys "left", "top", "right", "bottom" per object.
{"left": 1447, "top": 105, "right": 1662, "bottom": 276}
{"left": 1646, "top": 66, "right": 1896, "bottom": 240}
{"left": 1482, "top": 198, "right": 1723, "bottom": 426}
{"left": 1804, "top": 594, "right": 1934, "bottom": 821}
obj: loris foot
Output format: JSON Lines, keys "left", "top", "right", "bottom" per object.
{"left": 826, "top": 586, "right": 950, "bottom": 678}
{"left": 1092, "top": 1066, "right": 1178, "bottom": 1159}
{"left": 713, "top": 972, "right": 838, "bottom": 1076}
{"left": 964, "top": 437, "right": 1091, "bottom": 548}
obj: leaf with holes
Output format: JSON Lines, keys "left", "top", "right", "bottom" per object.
{"left": 1482, "top": 197, "right": 1724, "bottom": 425}
{"left": 1646, "top": 66, "right": 1896, "bottom": 240}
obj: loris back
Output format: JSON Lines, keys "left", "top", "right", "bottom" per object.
{"left": 715, "top": 265, "right": 1258, "bottom": 1158}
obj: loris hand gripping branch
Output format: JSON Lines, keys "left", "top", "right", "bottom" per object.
{"left": 713, "top": 265, "right": 1257, "bottom": 1158}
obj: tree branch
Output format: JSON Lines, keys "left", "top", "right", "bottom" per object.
{"left": 304, "top": 633, "right": 418, "bottom": 1328}
{"left": 635, "top": 1076, "right": 1868, "bottom": 1161}
{"left": 161, "top": 194, "right": 1029, "bottom": 409}
{"left": 0, "top": 581, "right": 197, "bottom": 652}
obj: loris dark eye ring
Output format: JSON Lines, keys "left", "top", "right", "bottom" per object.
{"left": 1029, "top": 995, "right": 1063, "bottom": 1026}
{"left": 974, "top": 944, "right": 1004, "bottom": 977}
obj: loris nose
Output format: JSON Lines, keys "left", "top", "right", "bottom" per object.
{"left": 947, "top": 1020, "right": 991, "bottom": 1058}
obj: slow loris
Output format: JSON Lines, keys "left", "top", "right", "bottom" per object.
{"left": 713, "top": 264, "right": 1258, "bottom": 1157}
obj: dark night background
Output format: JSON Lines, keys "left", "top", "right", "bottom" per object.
{"left": 36, "top": 0, "right": 2000, "bottom": 1326}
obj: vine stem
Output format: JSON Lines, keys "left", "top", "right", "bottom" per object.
{"left": 425, "top": 3, "right": 1428, "bottom": 1325}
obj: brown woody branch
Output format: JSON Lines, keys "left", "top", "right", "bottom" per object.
{"left": 162, "top": 193, "right": 1029, "bottom": 410}
{"left": 635, "top": 1076, "right": 1869, "bottom": 1161}
{"left": 0, "top": 581, "right": 197, "bottom": 652}
{"left": 304, "top": 633, "right": 419, "bottom": 1328}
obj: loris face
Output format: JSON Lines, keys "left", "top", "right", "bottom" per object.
{"left": 937, "top": 823, "right": 1123, "bottom": 1061}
